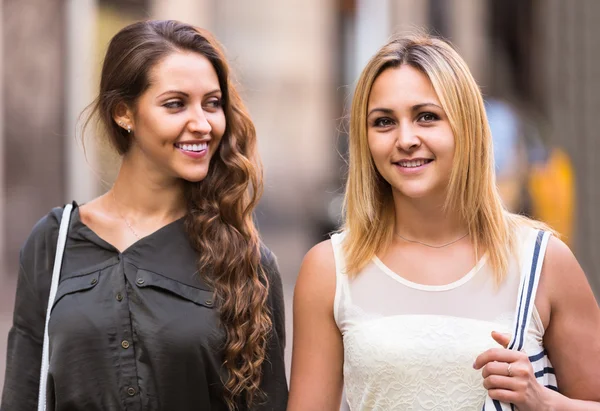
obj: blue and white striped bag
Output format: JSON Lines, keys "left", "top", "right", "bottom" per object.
{"left": 482, "top": 230, "right": 557, "bottom": 410}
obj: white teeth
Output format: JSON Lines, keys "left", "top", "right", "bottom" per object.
{"left": 178, "top": 142, "right": 208, "bottom": 152}
{"left": 399, "top": 159, "right": 429, "bottom": 168}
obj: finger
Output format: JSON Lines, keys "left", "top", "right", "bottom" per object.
{"left": 483, "top": 374, "right": 521, "bottom": 391}
{"left": 487, "top": 388, "right": 522, "bottom": 404}
{"left": 491, "top": 331, "right": 511, "bottom": 348}
{"left": 482, "top": 361, "right": 511, "bottom": 379}
{"left": 473, "top": 348, "right": 521, "bottom": 370}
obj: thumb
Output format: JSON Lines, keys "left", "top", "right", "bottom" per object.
{"left": 491, "top": 331, "right": 511, "bottom": 348}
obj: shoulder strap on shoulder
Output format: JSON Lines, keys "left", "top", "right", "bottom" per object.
{"left": 38, "top": 203, "right": 73, "bottom": 411}
{"left": 330, "top": 232, "right": 347, "bottom": 277}
{"left": 330, "top": 232, "right": 350, "bottom": 326}
{"left": 508, "top": 229, "right": 551, "bottom": 352}
{"left": 483, "top": 229, "right": 551, "bottom": 411}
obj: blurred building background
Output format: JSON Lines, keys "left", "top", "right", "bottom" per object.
{"left": 1, "top": 0, "right": 599, "bottom": 399}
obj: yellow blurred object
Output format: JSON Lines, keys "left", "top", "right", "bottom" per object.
{"left": 528, "top": 148, "right": 575, "bottom": 245}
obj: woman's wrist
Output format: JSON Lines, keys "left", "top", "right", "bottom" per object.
{"left": 542, "top": 387, "right": 560, "bottom": 411}
{"left": 541, "top": 387, "right": 600, "bottom": 411}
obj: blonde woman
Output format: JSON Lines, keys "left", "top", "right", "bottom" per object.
{"left": 288, "top": 35, "right": 600, "bottom": 410}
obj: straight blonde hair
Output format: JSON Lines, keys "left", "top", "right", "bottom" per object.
{"left": 343, "top": 34, "right": 553, "bottom": 283}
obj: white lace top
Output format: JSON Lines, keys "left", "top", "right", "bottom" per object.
{"left": 332, "top": 226, "right": 556, "bottom": 411}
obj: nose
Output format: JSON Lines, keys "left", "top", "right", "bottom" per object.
{"left": 188, "top": 106, "right": 212, "bottom": 135}
{"left": 395, "top": 121, "right": 421, "bottom": 151}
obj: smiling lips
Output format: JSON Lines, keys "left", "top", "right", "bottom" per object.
{"left": 175, "top": 142, "right": 209, "bottom": 159}
{"left": 175, "top": 142, "right": 208, "bottom": 152}
{"left": 395, "top": 158, "right": 433, "bottom": 168}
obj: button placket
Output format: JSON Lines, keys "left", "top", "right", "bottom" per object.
{"left": 117, "top": 260, "right": 142, "bottom": 409}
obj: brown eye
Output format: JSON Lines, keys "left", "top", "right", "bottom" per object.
{"left": 163, "top": 101, "right": 184, "bottom": 109}
{"left": 205, "top": 99, "right": 222, "bottom": 109}
{"left": 417, "top": 112, "right": 439, "bottom": 122}
{"left": 373, "top": 117, "right": 394, "bottom": 128}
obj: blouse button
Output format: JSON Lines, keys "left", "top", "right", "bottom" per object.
{"left": 205, "top": 299, "right": 213, "bottom": 307}
{"left": 127, "top": 387, "right": 136, "bottom": 396}
{"left": 136, "top": 278, "right": 145, "bottom": 285}
{"left": 90, "top": 278, "right": 98, "bottom": 285}
{"left": 121, "top": 340, "right": 130, "bottom": 349}
{"left": 116, "top": 293, "right": 123, "bottom": 301}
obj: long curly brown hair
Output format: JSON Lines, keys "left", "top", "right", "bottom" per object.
{"left": 86, "top": 20, "right": 271, "bottom": 409}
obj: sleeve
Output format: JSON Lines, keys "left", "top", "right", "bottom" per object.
{"left": 254, "top": 246, "right": 288, "bottom": 411}
{"left": 1, "top": 210, "right": 61, "bottom": 411}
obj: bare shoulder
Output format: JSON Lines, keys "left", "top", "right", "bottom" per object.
{"left": 540, "top": 235, "right": 598, "bottom": 317}
{"left": 538, "top": 236, "right": 600, "bottom": 399}
{"left": 289, "top": 238, "right": 345, "bottom": 410}
{"left": 541, "top": 236, "right": 586, "bottom": 294}
{"left": 294, "top": 239, "right": 338, "bottom": 309}
{"left": 301, "top": 239, "right": 337, "bottom": 274}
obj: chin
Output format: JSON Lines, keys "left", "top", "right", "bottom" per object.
{"left": 173, "top": 155, "right": 218, "bottom": 182}
{"left": 176, "top": 168, "right": 210, "bottom": 183}
{"left": 394, "top": 184, "right": 439, "bottom": 200}
{"left": 181, "top": 174, "right": 209, "bottom": 183}
{"left": 399, "top": 191, "right": 431, "bottom": 200}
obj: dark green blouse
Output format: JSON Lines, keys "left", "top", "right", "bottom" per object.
{"left": 2, "top": 204, "right": 288, "bottom": 411}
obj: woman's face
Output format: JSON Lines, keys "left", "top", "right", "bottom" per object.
{"left": 367, "top": 65, "right": 455, "bottom": 202}
{"left": 117, "top": 51, "right": 226, "bottom": 183}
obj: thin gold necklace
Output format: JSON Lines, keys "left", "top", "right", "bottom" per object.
{"left": 394, "top": 232, "right": 468, "bottom": 249}
{"left": 111, "top": 189, "right": 141, "bottom": 240}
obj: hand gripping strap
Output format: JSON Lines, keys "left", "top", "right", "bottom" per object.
{"left": 482, "top": 230, "right": 551, "bottom": 411}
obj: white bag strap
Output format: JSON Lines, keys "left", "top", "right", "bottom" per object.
{"left": 482, "top": 229, "right": 551, "bottom": 411}
{"left": 37, "top": 203, "right": 73, "bottom": 411}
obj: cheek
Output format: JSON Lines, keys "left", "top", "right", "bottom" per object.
{"left": 444, "top": 139, "right": 456, "bottom": 163}
{"left": 208, "top": 112, "right": 226, "bottom": 139}
{"left": 137, "top": 110, "right": 183, "bottom": 142}
{"left": 367, "top": 135, "right": 391, "bottom": 166}
{"left": 432, "top": 129, "right": 455, "bottom": 161}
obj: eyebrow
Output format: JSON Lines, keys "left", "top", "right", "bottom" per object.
{"left": 156, "top": 88, "right": 221, "bottom": 100}
{"left": 367, "top": 102, "right": 443, "bottom": 117}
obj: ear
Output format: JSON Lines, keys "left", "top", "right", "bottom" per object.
{"left": 113, "top": 102, "right": 135, "bottom": 133}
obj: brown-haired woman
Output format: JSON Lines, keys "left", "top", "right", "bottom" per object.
{"left": 2, "top": 20, "right": 287, "bottom": 411}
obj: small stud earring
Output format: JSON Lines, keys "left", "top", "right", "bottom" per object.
{"left": 127, "top": 125, "right": 132, "bottom": 134}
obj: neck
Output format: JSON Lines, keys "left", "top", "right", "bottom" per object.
{"left": 392, "top": 191, "right": 467, "bottom": 244}
{"left": 111, "top": 154, "right": 187, "bottom": 221}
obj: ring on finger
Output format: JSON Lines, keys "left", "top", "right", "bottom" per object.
{"left": 507, "top": 363, "right": 513, "bottom": 377}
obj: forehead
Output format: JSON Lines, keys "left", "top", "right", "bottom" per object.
{"left": 147, "top": 51, "right": 221, "bottom": 93}
{"left": 368, "top": 65, "right": 440, "bottom": 107}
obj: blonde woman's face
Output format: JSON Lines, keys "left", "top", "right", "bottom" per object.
{"left": 367, "top": 65, "right": 455, "bottom": 201}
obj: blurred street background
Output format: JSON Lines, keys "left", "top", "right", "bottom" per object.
{"left": 1, "top": 0, "right": 599, "bottom": 401}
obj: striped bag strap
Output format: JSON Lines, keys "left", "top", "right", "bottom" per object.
{"left": 37, "top": 203, "right": 74, "bottom": 411}
{"left": 482, "top": 229, "right": 551, "bottom": 411}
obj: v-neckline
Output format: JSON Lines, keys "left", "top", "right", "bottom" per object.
{"left": 72, "top": 205, "right": 186, "bottom": 255}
